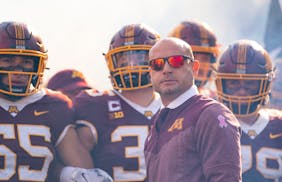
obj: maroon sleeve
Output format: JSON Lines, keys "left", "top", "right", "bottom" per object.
{"left": 41, "top": 90, "right": 75, "bottom": 145}
{"left": 195, "top": 103, "right": 242, "bottom": 182}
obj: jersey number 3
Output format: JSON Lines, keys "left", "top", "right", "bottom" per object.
{"left": 112, "top": 126, "right": 149, "bottom": 181}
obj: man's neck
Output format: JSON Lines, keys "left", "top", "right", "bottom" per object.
{"left": 120, "top": 87, "right": 155, "bottom": 107}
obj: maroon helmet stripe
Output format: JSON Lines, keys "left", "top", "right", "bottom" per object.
{"left": 125, "top": 24, "right": 134, "bottom": 43}
{"left": 237, "top": 42, "right": 247, "bottom": 74}
{"left": 199, "top": 24, "right": 209, "bottom": 46}
{"left": 15, "top": 23, "right": 25, "bottom": 49}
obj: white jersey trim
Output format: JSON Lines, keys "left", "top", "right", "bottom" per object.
{"left": 76, "top": 120, "right": 98, "bottom": 145}
{"left": 0, "top": 89, "right": 46, "bottom": 117}
{"left": 239, "top": 110, "right": 269, "bottom": 138}
{"left": 113, "top": 89, "right": 161, "bottom": 118}
{"left": 55, "top": 124, "right": 75, "bottom": 147}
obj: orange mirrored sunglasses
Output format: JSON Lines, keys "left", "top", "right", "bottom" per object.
{"left": 149, "top": 55, "right": 193, "bottom": 71}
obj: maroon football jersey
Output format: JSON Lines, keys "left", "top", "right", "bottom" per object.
{"left": 240, "top": 108, "right": 282, "bottom": 181}
{"left": 145, "top": 94, "right": 242, "bottom": 182}
{"left": 73, "top": 89, "right": 160, "bottom": 182}
{"left": 0, "top": 89, "right": 74, "bottom": 182}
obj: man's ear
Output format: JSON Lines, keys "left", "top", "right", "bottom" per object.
{"left": 192, "top": 60, "right": 200, "bottom": 72}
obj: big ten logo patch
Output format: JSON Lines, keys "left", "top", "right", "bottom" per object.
{"left": 109, "top": 111, "right": 124, "bottom": 120}
{"left": 108, "top": 100, "right": 124, "bottom": 120}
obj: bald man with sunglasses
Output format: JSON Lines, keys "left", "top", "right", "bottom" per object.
{"left": 144, "top": 37, "right": 242, "bottom": 182}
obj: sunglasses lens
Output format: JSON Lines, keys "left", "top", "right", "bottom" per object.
{"left": 150, "top": 55, "right": 188, "bottom": 71}
{"left": 150, "top": 58, "right": 165, "bottom": 71}
{"left": 168, "top": 55, "right": 185, "bottom": 68}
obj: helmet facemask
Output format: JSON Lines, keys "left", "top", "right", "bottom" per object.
{"left": 216, "top": 65, "right": 273, "bottom": 117}
{"left": 105, "top": 24, "right": 160, "bottom": 91}
{"left": 0, "top": 53, "right": 46, "bottom": 97}
{"left": 0, "top": 22, "right": 48, "bottom": 98}
{"left": 215, "top": 40, "right": 274, "bottom": 117}
{"left": 106, "top": 45, "right": 151, "bottom": 90}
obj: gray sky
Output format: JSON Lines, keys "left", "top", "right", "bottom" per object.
{"left": 2, "top": 0, "right": 271, "bottom": 90}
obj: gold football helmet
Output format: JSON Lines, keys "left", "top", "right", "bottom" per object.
{"left": 215, "top": 40, "right": 274, "bottom": 117}
{"left": 0, "top": 21, "right": 48, "bottom": 96}
{"left": 169, "top": 20, "right": 220, "bottom": 88}
{"left": 105, "top": 24, "right": 160, "bottom": 90}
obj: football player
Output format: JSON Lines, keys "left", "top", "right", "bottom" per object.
{"left": 46, "top": 69, "right": 93, "bottom": 100}
{"left": 0, "top": 21, "right": 111, "bottom": 182}
{"left": 168, "top": 20, "right": 220, "bottom": 97}
{"left": 73, "top": 23, "right": 161, "bottom": 181}
{"left": 215, "top": 39, "right": 282, "bottom": 181}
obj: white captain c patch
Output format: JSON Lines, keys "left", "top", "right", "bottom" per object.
{"left": 108, "top": 100, "right": 122, "bottom": 112}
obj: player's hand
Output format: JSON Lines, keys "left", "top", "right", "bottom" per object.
{"left": 86, "top": 168, "right": 113, "bottom": 182}
{"left": 60, "top": 166, "right": 113, "bottom": 182}
{"left": 60, "top": 166, "right": 91, "bottom": 182}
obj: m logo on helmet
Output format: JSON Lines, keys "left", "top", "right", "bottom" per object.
{"left": 72, "top": 70, "right": 85, "bottom": 79}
